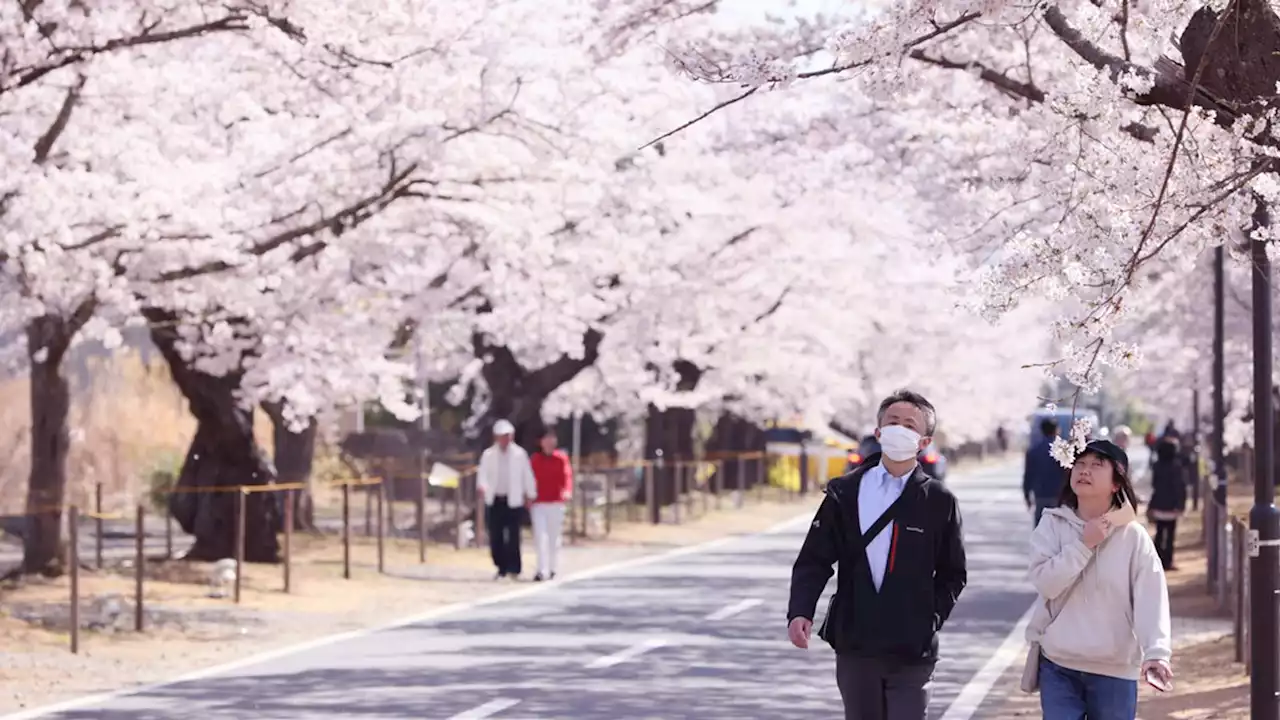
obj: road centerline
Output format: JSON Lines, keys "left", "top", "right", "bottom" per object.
{"left": 704, "top": 597, "right": 764, "bottom": 621}
{"left": 585, "top": 638, "right": 670, "bottom": 669}
{"left": 447, "top": 698, "right": 522, "bottom": 719}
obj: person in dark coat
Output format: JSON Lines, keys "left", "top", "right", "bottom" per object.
{"left": 1024, "top": 419, "right": 1064, "bottom": 528}
{"left": 1148, "top": 437, "right": 1187, "bottom": 570}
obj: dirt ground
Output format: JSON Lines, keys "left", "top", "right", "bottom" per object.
{"left": 985, "top": 493, "right": 1249, "bottom": 719}
{"left": 0, "top": 495, "right": 812, "bottom": 715}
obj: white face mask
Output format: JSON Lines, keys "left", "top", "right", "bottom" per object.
{"left": 879, "top": 424, "right": 922, "bottom": 462}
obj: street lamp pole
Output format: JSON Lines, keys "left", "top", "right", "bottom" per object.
{"left": 1248, "top": 230, "right": 1280, "bottom": 720}
{"left": 1210, "top": 245, "right": 1227, "bottom": 592}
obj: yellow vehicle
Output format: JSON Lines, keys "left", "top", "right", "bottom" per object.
{"left": 763, "top": 420, "right": 859, "bottom": 492}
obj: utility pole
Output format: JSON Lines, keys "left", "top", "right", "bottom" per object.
{"left": 1248, "top": 224, "right": 1280, "bottom": 720}
{"left": 1210, "top": 245, "right": 1227, "bottom": 592}
{"left": 1192, "top": 386, "right": 1201, "bottom": 511}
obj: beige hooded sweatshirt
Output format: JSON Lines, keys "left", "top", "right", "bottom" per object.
{"left": 1026, "top": 506, "right": 1172, "bottom": 680}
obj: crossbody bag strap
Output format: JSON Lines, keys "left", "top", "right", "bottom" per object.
{"left": 1044, "top": 552, "right": 1096, "bottom": 625}
{"left": 858, "top": 489, "right": 909, "bottom": 552}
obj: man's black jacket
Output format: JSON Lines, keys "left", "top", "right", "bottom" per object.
{"left": 787, "top": 454, "right": 967, "bottom": 663}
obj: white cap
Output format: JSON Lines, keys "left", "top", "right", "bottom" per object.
{"left": 493, "top": 419, "right": 515, "bottom": 436}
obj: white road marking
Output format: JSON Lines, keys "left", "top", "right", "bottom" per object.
{"left": 447, "top": 698, "right": 521, "bottom": 719}
{"left": 586, "top": 638, "right": 669, "bottom": 669}
{"left": 0, "top": 513, "right": 816, "bottom": 720}
{"left": 704, "top": 597, "right": 764, "bottom": 621}
{"left": 938, "top": 602, "right": 1038, "bottom": 720}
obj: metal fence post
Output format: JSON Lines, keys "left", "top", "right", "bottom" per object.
{"left": 69, "top": 505, "right": 80, "bottom": 654}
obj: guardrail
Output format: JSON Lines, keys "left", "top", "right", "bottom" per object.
{"left": 6, "top": 450, "right": 797, "bottom": 655}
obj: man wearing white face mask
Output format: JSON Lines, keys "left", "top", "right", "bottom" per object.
{"left": 787, "top": 389, "right": 967, "bottom": 720}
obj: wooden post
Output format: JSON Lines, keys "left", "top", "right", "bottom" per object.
{"left": 364, "top": 486, "right": 372, "bottom": 537}
{"left": 645, "top": 464, "right": 657, "bottom": 525}
{"left": 735, "top": 455, "right": 745, "bottom": 509}
{"left": 474, "top": 474, "right": 486, "bottom": 550}
{"left": 604, "top": 471, "right": 613, "bottom": 536}
{"left": 234, "top": 490, "right": 246, "bottom": 604}
{"left": 417, "top": 473, "right": 427, "bottom": 563}
{"left": 757, "top": 455, "right": 766, "bottom": 502}
{"left": 673, "top": 465, "right": 683, "bottom": 525}
{"left": 342, "top": 483, "right": 351, "bottom": 580}
{"left": 283, "top": 489, "right": 293, "bottom": 594}
{"left": 135, "top": 504, "right": 145, "bottom": 632}
{"left": 376, "top": 480, "right": 386, "bottom": 574}
{"left": 69, "top": 505, "right": 80, "bottom": 654}
{"left": 94, "top": 482, "right": 103, "bottom": 570}
{"left": 713, "top": 460, "right": 723, "bottom": 510}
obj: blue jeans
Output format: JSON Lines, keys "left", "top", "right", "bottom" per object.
{"left": 1040, "top": 655, "right": 1137, "bottom": 720}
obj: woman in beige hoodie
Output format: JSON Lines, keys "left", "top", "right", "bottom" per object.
{"left": 1026, "top": 439, "right": 1173, "bottom": 719}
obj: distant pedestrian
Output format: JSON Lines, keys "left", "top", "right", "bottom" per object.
{"left": 1025, "top": 439, "right": 1172, "bottom": 719}
{"left": 996, "top": 425, "right": 1009, "bottom": 453}
{"left": 1147, "top": 438, "right": 1187, "bottom": 570}
{"left": 1024, "top": 418, "right": 1063, "bottom": 528}
{"left": 787, "top": 389, "right": 966, "bottom": 720}
{"left": 529, "top": 427, "right": 573, "bottom": 582}
{"left": 1111, "top": 425, "right": 1131, "bottom": 450}
{"left": 477, "top": 419, "right": 537, "bottom": 581}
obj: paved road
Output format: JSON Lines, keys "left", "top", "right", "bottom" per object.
{"left": 15, "top": 461, "right": 1037, "bottom": 720}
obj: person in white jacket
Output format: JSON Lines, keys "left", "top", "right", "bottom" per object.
{"left": 477, "top": 419, "right": 537, "bottom": 580}
{"left": 1026, "top": 438, "right": 1173, "bottom": 719}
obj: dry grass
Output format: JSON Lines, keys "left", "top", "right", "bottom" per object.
{"left": 0, "top": 492, "right": 814, "bottom": 715}
{"left": 0, "top": 351, "right": 280, "bottom": 515}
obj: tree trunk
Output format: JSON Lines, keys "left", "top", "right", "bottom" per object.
{"left": 705, "top": 413, "right": 767, "bottom": 492}
{"left": 145, "top": 308, "right": 281, "bottom": 563}
{"left": 473, "top": 329, "right": 603, "bottom": 451}
{"left": 20, "top": 312, "right": 86, "bottom": 576}
{"left": 640, "top": 360, "right": 701, "bottom": 517}
{"left": 262, "top": 401, "right": 318, "bottom": 531}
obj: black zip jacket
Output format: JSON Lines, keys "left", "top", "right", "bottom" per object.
{"left": 786, "top": 454, "right": 967, "bottom": 662}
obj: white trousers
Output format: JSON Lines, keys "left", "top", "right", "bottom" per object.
{"left": 529, "top": 502, "right": 566, "bottom": 577}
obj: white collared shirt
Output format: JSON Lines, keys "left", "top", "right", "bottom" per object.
{"left": 859, "top": 462, "right": 914, "bottom": 591}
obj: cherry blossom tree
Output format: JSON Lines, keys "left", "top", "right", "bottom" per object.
{"left": 613, "top": 0, "right": 1280, "bottom": 410}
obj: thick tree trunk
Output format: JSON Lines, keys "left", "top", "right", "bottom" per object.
{"left": 20, "top": 312, "right": 86, "bottom": 576}
{"left": 641, "top": 360, "right": 701, "bottom": 517}
{"left": 145, "top": 309, "right": 281, "bottom": 563}
{"left": 705, "top": 413, "right": 767, "bottom": 492}
{"left": 473, "top": 329, "right": 603, "bottom": 451}
{"left": 262, "top": 401, "right": 318, "bottom": 531}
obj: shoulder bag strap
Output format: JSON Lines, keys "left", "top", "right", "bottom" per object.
{"left": 1044, "top": 552, "right": 1096, "bottom": 624}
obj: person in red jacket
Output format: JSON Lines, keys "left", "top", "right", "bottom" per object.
{"left": 529, "top": 427, "right": 573, "bottom": 581}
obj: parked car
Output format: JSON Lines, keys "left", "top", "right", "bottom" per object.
{"left": 844, "top": 434, "right": 949, "bottom": 481}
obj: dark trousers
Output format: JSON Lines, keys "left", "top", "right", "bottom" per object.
{"left": 487, "top": 496, "right": 523, "bottom": 576}
{"left": 835, "top": 655, "right": 934, "bottom": 720}
{"left": 1153, "top": 520, "right": 1177, "bottom": 569}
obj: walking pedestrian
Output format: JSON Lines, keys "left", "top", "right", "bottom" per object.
{"left": 1111, "top": 425, "right": 1131, "bottom": 450}
{"left": 787, "top": 389, "right": 966, "bottom": 720}
{"left": 1024, "top": 418, "right": 1063, "bottom": 528}
{"left": 477, "top": 419, "right": 537, "bottom": 581}
{"left": 1147, "top": 437, "right": 1186, "bottom": 570}
{"left": 529, "top": 427, "right": 573, "bottom": 582}
{"left": 1024, "top": 439, "right": 1173, "bottom": 719}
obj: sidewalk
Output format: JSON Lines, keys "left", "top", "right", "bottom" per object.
{"left": 0, "top": 494, "right": 812, "bottom": 715}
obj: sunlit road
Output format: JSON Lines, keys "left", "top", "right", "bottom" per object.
{"left": 13, "top": 460, "right": 1038, "bottom": 720}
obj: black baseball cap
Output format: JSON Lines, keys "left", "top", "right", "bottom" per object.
{"left": 1081, "top": 439, "right": 1129, "bottom": 472}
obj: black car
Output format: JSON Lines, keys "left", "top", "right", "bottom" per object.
{"left": 844, "top": 434, "right": 948, "bottom": 481}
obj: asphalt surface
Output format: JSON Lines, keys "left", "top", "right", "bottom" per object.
{"left": 14, "top": 460, "right": 1038, "bottom": 720}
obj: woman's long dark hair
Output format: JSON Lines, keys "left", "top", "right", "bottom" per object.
{"left": 1058, "top": 450, "right": 1140, "bottom": 511}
